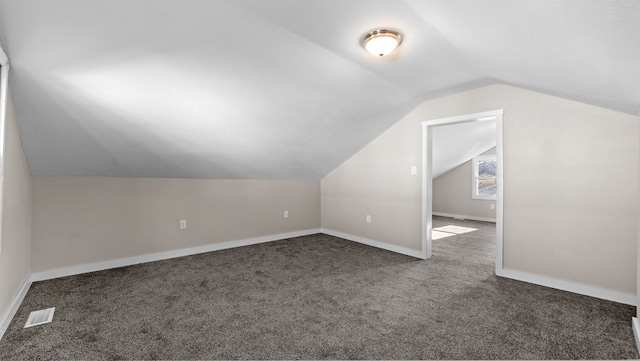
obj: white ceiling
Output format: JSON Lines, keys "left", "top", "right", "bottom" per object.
{"left": 0, "top": 0, "right": 638, "bottom": 179}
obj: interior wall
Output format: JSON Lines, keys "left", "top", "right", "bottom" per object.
{"left": 0, "top": 89, "right": 32, "bottom": 328}
{"left": 322, "top": 84, "right": 638, "bottom": 296}
{"left": 31, "top": 177, "right": 320, "bottom": 273}
{"left": 433, "top": 147, "right": 496, "bottom": 220}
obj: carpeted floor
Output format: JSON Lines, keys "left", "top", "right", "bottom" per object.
{"left": 0, "top": 216, "right": 637, "bottom": 360}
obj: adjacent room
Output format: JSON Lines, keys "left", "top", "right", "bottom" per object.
{"left": 0, "top": 1, "right": 639, "bottom": 359}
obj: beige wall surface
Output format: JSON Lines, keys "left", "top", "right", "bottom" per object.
{"left": 0, "top": 90, "right": 32, "bottom": 325}
{"left": 322, "top": 84, "right": 638, "bottom": 295}
{"left": 433, "top": 147, "right": 496, "bottom": 220}
{"left": 32, "top": 178, "right": 320, "bottom": 273}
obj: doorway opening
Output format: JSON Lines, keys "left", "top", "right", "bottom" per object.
{"left": 420, "top": 110, "right": 504, "bottom": 274}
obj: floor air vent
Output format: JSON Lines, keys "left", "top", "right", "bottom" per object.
{"left": 24, "top": 307, "right": 55, "bottom": 328}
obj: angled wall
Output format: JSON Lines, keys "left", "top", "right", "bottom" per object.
{"left": 322, "top": 84, "right": 638, "bottom": 300}
{"left": 0, "top": 89, "right": 32, "bottom": 336}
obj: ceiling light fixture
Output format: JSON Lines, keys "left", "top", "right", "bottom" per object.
{"left": 362, "top": 29, "right": 402, "bottom": 57}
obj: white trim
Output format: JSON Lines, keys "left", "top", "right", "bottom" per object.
{"left": 497, "top": 267, "right": 636, "bottom": 306}
{"left": 420, "top": 109, "right": 503, "bottom": 127}
{"left": 432, "top": 212, "right": 496, "bottom": 223}
{"left": 495, "top": 116, "right": 504, "bottom": 272}
{"left": 0, "top": 46, "right": 7, "bottom": 64}
{"left": 421, "top": 123, "right": 431, "bottom": 259}
{"left": 0, "top": 45, "right": 9, "bottom": 254}
{"left": 633, "top": 317, "right": 640, "bottom": 355}
{"left": 31, "top": 229, "right": 321, "bottom": 282}
{"left": 0, "top": 277, "right": 31, "bottom": 341}
{"left": 321, "top": 228, "right": 423, "bottom": 259}
{"left": 421, "top": 109, "right": 504, "bottom": 268}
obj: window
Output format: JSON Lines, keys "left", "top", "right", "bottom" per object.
{"left": 472, "top": 155, "right": 497, "bottom": 200}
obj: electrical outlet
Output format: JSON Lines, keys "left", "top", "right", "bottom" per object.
{"left": 284, "top": 210, "right": 289, "bottom": 219}
{"left": 366, "top": 215, "right": 372, "bottom": 223}
{"left": 490, "top": 204, "right": 495, "bottom": 210}
{"left": 411, "top": 166, "right": 417, "bottom": 175}
{"left": 179, "top": 219, "right": 187, "bottom": 230}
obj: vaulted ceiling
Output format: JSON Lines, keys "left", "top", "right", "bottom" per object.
{"left": 0, "top": 0, "right": 638, "bottom": 179}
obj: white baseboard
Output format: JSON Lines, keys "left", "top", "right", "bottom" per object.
{"left": 321, "top": 228, "right": 424, "bottom": 259}
{"left": 322, "top": 228, "right": 634, "bottom": 306}
{"left": 13, "top": 226, "right": 637, "bottom": 344}
{"left": 0, "top": 277, "right": 32, "bottom": 341}
{"left": 633, "top": 317, "right": 640, "bottom": 355}
{"left": 31, "top": 229, "right": 321, "bottom": 282}
{"left": 497, "top": 267, "right": 636, "bottom": 306}
{"left": 433, "top": 212, "right": 496, "bottom": 223}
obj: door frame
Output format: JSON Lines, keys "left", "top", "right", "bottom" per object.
{"left": 0, "top": 46, "right": 8, "bottom": 254}
{"left": 420, "top": 109, "right": 504, "bottom": 274}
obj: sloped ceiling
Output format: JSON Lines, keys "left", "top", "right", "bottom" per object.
{"left": 432, "top": 120, "right": 497, "bottom": 179}
{"left": 0, "top": 0, "right": 638, "bottom": 179}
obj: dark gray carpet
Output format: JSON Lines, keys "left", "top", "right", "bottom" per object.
{"left": 0, "top": 217, "right": 637, "bottom": 360}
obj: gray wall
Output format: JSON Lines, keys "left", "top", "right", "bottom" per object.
{"left": 322, "top": 84, "right": 638, "bottom": 295}
{"left": 0, "top": 89, "right": 32, "bottom": 330}
{"left": 32, "top": 178, "right": 320, "bottom": 273}
{"left": 433, "top": 147, "right": 496, "bottom": 220}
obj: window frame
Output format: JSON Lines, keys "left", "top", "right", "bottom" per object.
{"left": 0, "top": 45, "right": 8, "bottom": 253}
{"left": 471, "top": 155, "right": 497, "bottom": 200}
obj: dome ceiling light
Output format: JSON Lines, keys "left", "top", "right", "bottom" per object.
{"left": 362, "top": 29, "right": 402, "bottom": 57}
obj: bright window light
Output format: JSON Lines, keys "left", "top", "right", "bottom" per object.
{"left": 472, "top": 155, "right": 497, "bottom": 200}
{"left": 432, "top": 225, "right": 478, "bottom": 240}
